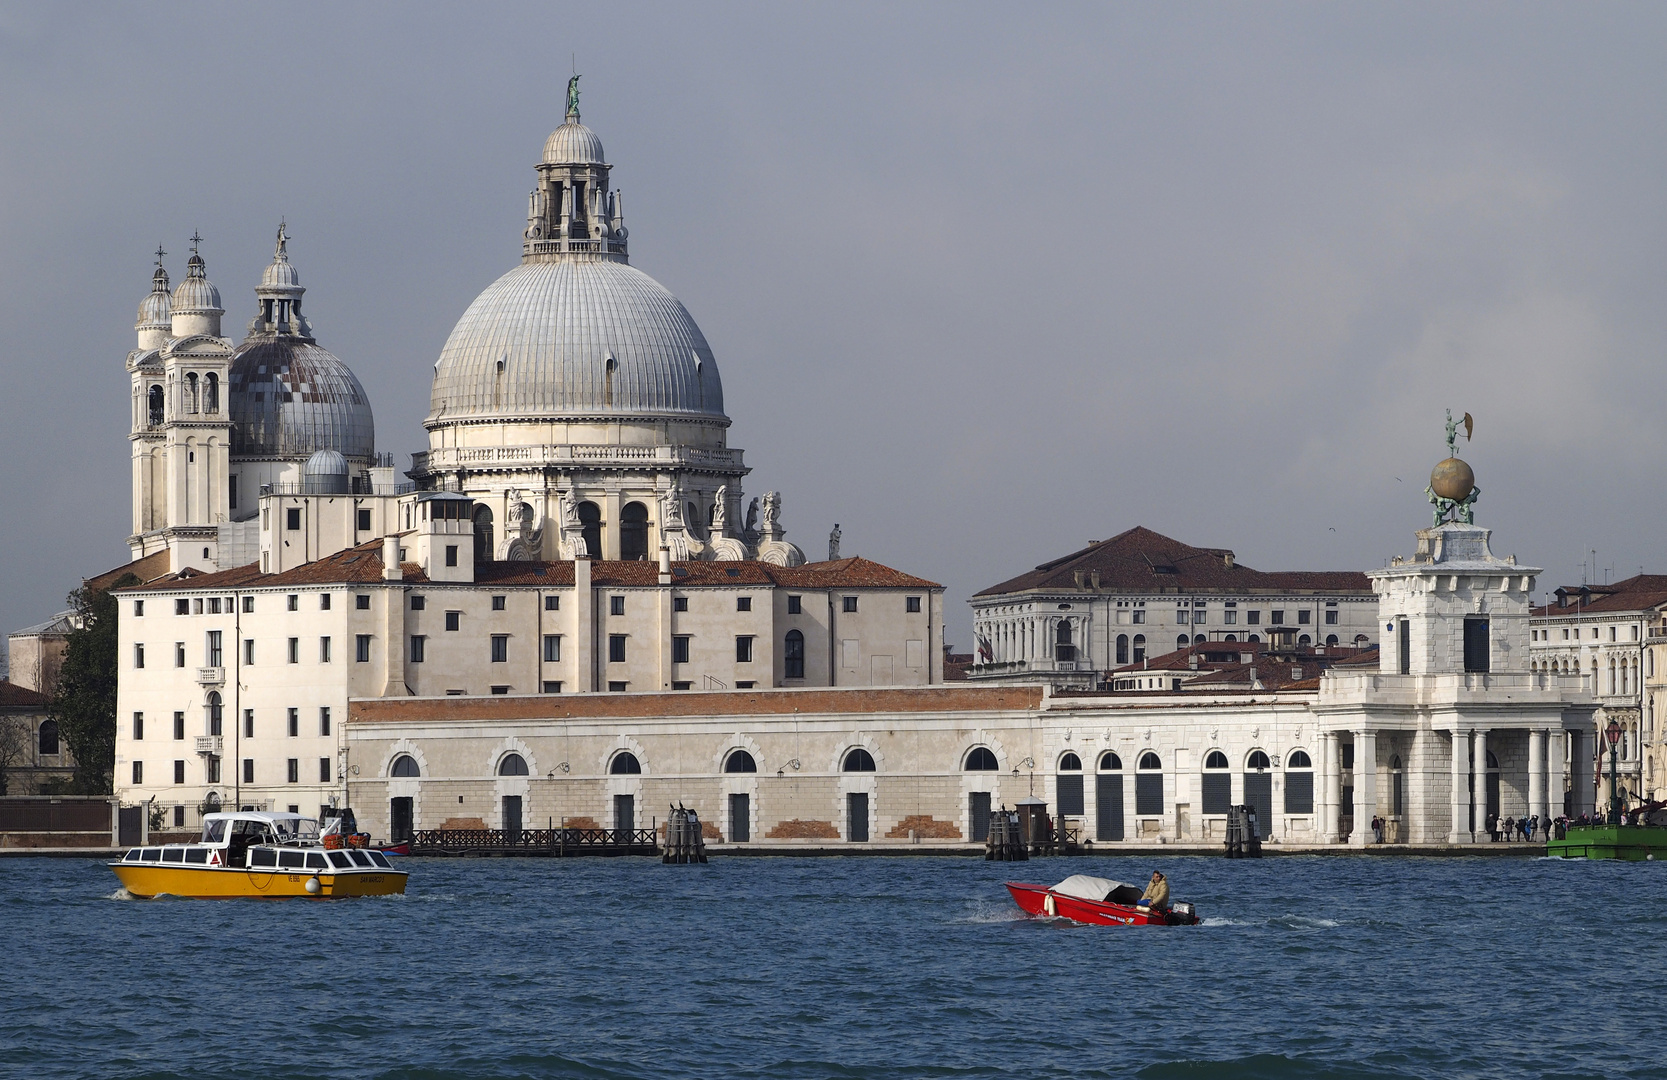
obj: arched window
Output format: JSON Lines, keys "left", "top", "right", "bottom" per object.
{"left": 1298, "top": 634, "right": 1311, "bottom": 646}
{"left": 204, "top": 372, "right": 219, "bottom": 413}
{"left": 1223, "top": 634, "right": 1237, "bottom": 642}
{"left": 390, "top": 754, "right": 421, "bottom": 777}
{"left": 687, "top": 501, "right": 704, "bottom": 540}
{"left": 609, "top": 751, "right": 642, "bottom": 774}
{"left": 1194, "top": 634, "right": 1206, "bottom": 645}
{"left": 784, "top": 629, "right": 805, "bottom": 679}
{"left": 205, "top": 691, "right": 222, "bottom": 736}
{"left": 1325, "top": 634, "right": 1339, "bottom": 647}
{"left": 38, "top": 719, "right": 59, "bottom": 756}
{"left": 1058, "top": 752, "right": 1082, "bottom": 771}
{"left": 1202, "top": 750, "right": 1231, "bottom": 813}
{"left": 1247, "top": 750, "right": 1271, "bottom": 771}
{"left": 1389, "top": 754, "right": 1405, "bottom": 817}
{"left": 1285, "top": 749, "right": 1315, "bottom": 814}
{"left": 1056, "top": 751, "right": 1084, "bottom": 814}
{"left": 842, "top": 748, "right": 876, "bottom": 772}
{"left": 1286, "top": 750, "right": 1312, "bottom": 769}
{"left": 1055, "top": 621, "right": 1076, "bottom": 662}
{"left": 577, "top": 501, "right": 602, "bottom": 558}
{"left": 1132, "top": 635, "right": 1146, "bottom": 662}
{"left": 1098, "top": 751, "right": 1122, "bottom": 771}
{"left": 473, "top": 504, "right": 495, "bottom": 563}
{"left": 619, "top": 501, "right": 649, "bottom": 561}
{"left": 1138, "top": 752, "right": 1161, "bottom": 770}
{"left": 1354, "top": 634, "right": 1368, "bottom": 647}
{"left": 724, "top": 750, "right": 757, "bottom": 773}
{"left": 147, "top": 385, "right": 164, "bottom": 426}
{"left": 498, "top": 753, "right": 529, "bottom": 776}
{"left": 1116, "top": 634, "right": 1129, "bottom": 665}
{"left": 1177, "top": 635, "right": 1190, "bottom": 651}
{"left": 964, "top": 747, "right": 999, "bottom": 771}
{"left": 185, "top": 372, "right": 199, "bottom": 414}
{"left": 1248, "top": 634, "right": 1261, "bottom": 643}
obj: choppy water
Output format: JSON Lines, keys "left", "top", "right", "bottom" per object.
{"left": 2, "top": 854, "right": 1663, "bottom": 1079}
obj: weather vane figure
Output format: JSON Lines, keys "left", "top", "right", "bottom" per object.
{"left": 1426, "top": 408, "right": 1479, "bottom": 527}
{"left": 567, "top": 74, "right": 581, "bottom": 116}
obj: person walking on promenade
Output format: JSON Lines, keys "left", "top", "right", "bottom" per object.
{"left": 1503, "top": 816, "right": 1516, "bottom": 842}
{"left": 1486, "top": 812, "right": 1498, "bottom": 842}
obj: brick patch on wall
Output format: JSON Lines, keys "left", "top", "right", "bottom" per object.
{"left": 885, "top": 815, "right": 962, "bottom": 840}
{"left": 562, "top": 817, "right": 602, "bottom": 830}
{"left": 439, "top": 817, "right": 487, "bottom": 830}
{"left": 765, "top": 819, "right": 840, "bottom": 839}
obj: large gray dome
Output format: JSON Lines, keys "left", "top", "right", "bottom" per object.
{"left": 229, "top": 337, "right": 375, "bottom": 462}
{"left": 427, "top": 259, "right": 726, "bottom": 423}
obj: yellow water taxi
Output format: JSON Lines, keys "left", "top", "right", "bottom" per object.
{"left": 110, "top": 811, "right": 408, "bottom": 899}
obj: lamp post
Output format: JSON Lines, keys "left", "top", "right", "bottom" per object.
{"left": 1606, "top": 719, "right": 1623, "bottom": 824}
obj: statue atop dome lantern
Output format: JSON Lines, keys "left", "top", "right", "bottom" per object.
{"left": 1426, "top": 409, "right": 1480, "bottom": 527}
{"left": 566, "top": 74, "right": 581, "bottom": 117}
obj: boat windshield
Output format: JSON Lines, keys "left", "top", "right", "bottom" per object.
{"left": 272, "top": 818, "right": 320, "bottom": 843}
{"left": 201, "top": 820, "right": 226, "bottom": 844}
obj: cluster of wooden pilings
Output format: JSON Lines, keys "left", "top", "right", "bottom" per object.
{"left": 663, "top": 805, "right": 708, "bottom": 864}
{"left": 985, "top": 808, "right": 1029, "bottom": 861}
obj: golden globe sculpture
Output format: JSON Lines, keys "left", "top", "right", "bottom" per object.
{"left": 1429, "top": 457, "right": 1475, "bottom": 502}
{"left": 1426, "top": 409, "right": 1479, "bottom": 527}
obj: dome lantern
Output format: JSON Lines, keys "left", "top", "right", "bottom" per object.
{"left": 135, "top": 244, "right": 172, "bottom": 350}
{"left": 169, "top": 232, "right": 223, "bottom": 338}
{"left": 249, "top": 221, "right": 313, "bottom": 338}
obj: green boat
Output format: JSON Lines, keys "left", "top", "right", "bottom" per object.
{"left": 1546, "top": 824, "right": 1667, "bottom": 861}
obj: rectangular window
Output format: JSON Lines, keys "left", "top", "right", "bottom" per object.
{"left": 132, "top": 761, "right": 143, "bottom": 785}
{"left": 445, "top": 611, "right": 460, "bottom": 632}
{"left": 490, "top": 685, "right": 510, "bottom": 695}
{"left": 736, "top": 636, "right": 754, "bottom": 663}
{"left": 175, "top": 598, "right": 188, "bottom": 615}
{"left": 410, "top": 595, "right": 425, "bottom": 611}
{"left": 243, "top": 709, "right": 254, "bottom": 738}
{"left": 842, "top": 596, "right": 858, "bottom": 613}
{"left": 206, "top": 756, "right": 221, "bottom": 783}
{"left": 1223, "top": 610, "right": 1237, "bottom": 625}
{"left": 173, "top": 712, "right": 185, "bottom": 740}
{"left": 242, "top": 596, "right": 254, "bottom": 613}
{"left": 492, "top": 595, "right": 506, "bottom": 611}
{"left": 609, "top": 635, "right": 627, "bottom": 663}
{"left": 1463, "top": 618, "right": 1490, "bottom": 673}
{"left": 673, "top": 595, "right": 689, "bottom": 612}
{"left": 206, "top": 631, "right": 222, "bottom": 667}
{"left": 1057, "top": 774, "right": 1085, "bottom": 817}
{"left": 174, "top": 759, "right": 185, "bottom": 785}
{"left": 541, "top": 594, "right": 559, "bottom": 611}
{"left": 355, "top": 635, "right": 371, "bottom": 663}
{"left": 1201, "top": 772, "right": 1231, "bottom": 815}
{"left": 608, "top": 681, "right": 628, "bottom": 692}
{"left": 491, "top": 635, "right": 509, "bottom": 663}
{"left": 193, "top": 599, "right": 203, "bottom": 614}
{"left": 787, "top": 595, "right": 801, "bottom": 615}
{"left": 672, "top": 681, "right": 692, "bottom": 691}
{"left": 228, "top": 474, "right": 237, "bottom": 510}
{"left": 286, "top": 507, "right": 301, "bottom": 531}
{"left": 1132, "top": 609, "right": 1145, "bottom": 624}
{"left": 243, "top": 759, "right": 255, "bottom": 784}
{"left": 173, "top": 805, "right": 185, "bottom": 828}
{"left": 737, "top": 596, "right": 752, "bottom": 612}
{"left": 319, "top": 707, "right": 331, "bottom": 736}
{"left": 319, "top": 636, "right": 331, "bottom": 663}
{"left": 1271, "top": 610, "right": 1285, "bottom": 625}
{"left": 134, "top": 600, "right": 144, "bottom": 617}
{"left": 906, "top": 596, "right": 922, "bottom": 613}
{"left": 320, "top": 594, "right": 331, "bottom": 611}
{"left": 1192, "top": 610, "right": 1206, "bottom": 626}
{"left": 287, "top": 758, "right": 299, "bottom": 784}
{"left": 208, "top": 598, "right": 222, "bottom": 615}
{"left": 320, "top": 757, "right": 332, "bottom": 782}
{"left": 357, "top": 508, "right": 371, "bottom": 532}
{"left": 287, "top": 637, "right": 299, "bottom": 664}
{"left": 134, "top": 643, "right": 145, "bottom": 668}
{"left": 542, "top": 681, "right": 563, "bottom": 694}
{"left": 133, "top": 712, "right": 144, "bottom": 740}
{"left": 1135, "top": 773, "right": 1164, "bottom": 816}
{"left": 410, "top": 635, "right": 426, "bottom": 663}
{"left": 242, "top": 638, "right": 254, "bottom": 665}
{"left": 1399, "top": 619, "right": 1411, "bottom": 675}
{"left": 736, "top": 681, "right": 755, "bottom": 689}
{"left": 610, "top": 595, "right": 626, "bottom": 616}
{"left": 1325, "top": 609, "right": 1339, "bottom": 625}
{"left": 542, "top": 635, "right": 561, "bottom": 663}
{"left": 1298, "top": 610, "right": 1311, "bottom": 625}
{"left": 356, "top": 594, "right": 370, "bottom": 610}
{"left": 672, "top": 636, "right": 690, "bottom": 664}
{"left": 1176, "top": 609, "right": 1189, "bottom": 625}
{"left": 1247, "top": 610, "right": 1260, "bottom": 625}
{"left": 445, "top": 545, "right": 458, "bottom": 567}
{"left": 287, "top": 594, "right": 299, "bottom": 612}
{"left": 288, "top": 708, "right": 299, "bottom": 737}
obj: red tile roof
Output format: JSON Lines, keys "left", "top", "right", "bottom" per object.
{"left": 84, "top": 550, "right": 172, "bottom": 592}
{"left": 975, "top": 526, "right": 1370, "bottom": 597}
{"left": 0, "top": 680, "right": 50, "bottom": 708}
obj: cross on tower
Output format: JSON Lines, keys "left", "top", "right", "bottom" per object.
{"left": 154, "top": 243, "right": 166, "bottom": 267}
{"left": 189, "top": 231, "right": 203, "bottom": 254}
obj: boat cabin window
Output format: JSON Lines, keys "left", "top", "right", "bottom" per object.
{"left": 278, "top": 850, "right": 306, "bottom": 869}
{"left": 123, "top": 849, "right": 142, "bottom": 862}
{"left": 201, "top": 820, "right": 226, "bottom": 844}
{"left": 250, "top": 849, "right": 278, "bottom": 868}
{"left": 327, "top": 852, "right": 354, "bottom": 869}
{"left": 271, "top": 818, "right": 320, "bottom": 844}
{"left": 184, "top": 848, "right": 209, "bottom": 864}
{"left": 141, "top": 848, "right": 162, "bottom": 862}
{"left": 348, "top": 851, "right": 374, "bottom": 867}
{"left": 367, "top": 851, "right": 392, "bottom": 869}
{"left": 304, "top": 853, "right": 327, "bottom": 869}
{"left": 162, "top": 847, "right": 186, "bottom": 863}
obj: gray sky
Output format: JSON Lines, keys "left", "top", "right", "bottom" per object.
{"left": 3, "top": 3, "right": 1666, "bottom": 652}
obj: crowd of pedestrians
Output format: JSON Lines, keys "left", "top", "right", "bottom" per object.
{"left": 1482, "top": 812, "right": 1553, "bottom": 842}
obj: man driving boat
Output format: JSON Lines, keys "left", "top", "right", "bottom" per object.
{"left": 1137, "top": 871, "right": 1169, "bottom": 910}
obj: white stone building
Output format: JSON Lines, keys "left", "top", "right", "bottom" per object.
{"left": 968, "top": 526, "right": 1380, "bottom": 692}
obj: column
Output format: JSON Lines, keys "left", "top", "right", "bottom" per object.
{"left": 1316, "top": 733, "right": 1334, "bottom": 842}
{"left": 1448, "top": 728, "right": 1469, "bottom": 844}
{"left": 1471, "top": 729, "right": 1489, "bottom": 842}
{"left": 1528, "top": 728, "right": 1546, "bottom": 827}
{"left": 1406, "top": 728, "right": 1428, "bottom": 844}
{"left": 1547, "top": 729, "right": 1566, "bottom": 820}
{"left": 1326, "top": 732, "right": 1343, "bottom": 842}
{"left": 1351, "top": 728, "right": 1377, "bottom": 848}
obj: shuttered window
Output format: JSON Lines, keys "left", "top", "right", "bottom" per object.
{"left": 1285, "top": 771, "right": 1314, "bottom": 814}
{"left": 1135, "top": 773, "right": 1163, "bottom": 816}
{"left": 969, "top": 791, "right": 992, "bottom": 842}
{"left": 1095, "top": 775, "right": 1124, "bottom": 841}
{"left": 1202, "top": 773, "right": 1232, "bottom": 815}
{"left": 1244, "top": 773, "right": 1274, "bottom": 830}
{"left": 1057, "top": 774, "right": 1084, "bottom": 816}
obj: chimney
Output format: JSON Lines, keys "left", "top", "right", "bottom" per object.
{"left": 658, "top": 545, "right": 671, "bottom": 584}
{"left": 381, "top": 535, "right": 402, "bottom": 581}
{"left": 1224, "top": 552, "right": 1235, "bottom": 569}
{"left": 1090, "top": 569, "right": 1101, "bottom": 590}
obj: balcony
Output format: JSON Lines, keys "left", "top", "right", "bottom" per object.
{"left": 194, "top": 736, "right": 223, "bottom": 756}
{"left": 196, "top": 667, "right": 224, "bottom": 686}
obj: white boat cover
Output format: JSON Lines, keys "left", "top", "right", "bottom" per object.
{"left": 1050, "top": 874, "right": 1131, "bottom": 902}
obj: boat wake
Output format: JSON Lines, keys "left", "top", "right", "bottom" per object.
{"left": 104, "top": 888, "right": 134, "bottom": 901}
{"left": 956, "top": 901, "right": 1029, "bottom": 924}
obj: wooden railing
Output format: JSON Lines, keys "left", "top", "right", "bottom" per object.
{"left": 409, "top": 827, "right": 659, "bottom": 856}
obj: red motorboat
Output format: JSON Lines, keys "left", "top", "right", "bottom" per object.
{"left": 1006, "top": 874, "right": 1200, "bottom": 926}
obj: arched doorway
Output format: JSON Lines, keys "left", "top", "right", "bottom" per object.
{"left": 1243, "top": 750, "right": 1273, "bottom": 833}
{"left": 620, "top": 501, "right": 649, "bottom": 561}
{"left": 577, "top": 501, "right": 601, "bottom": 559}
{"left": 473, "top": 504, "right": 494, "bottom": 563}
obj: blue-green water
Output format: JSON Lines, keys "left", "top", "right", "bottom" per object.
{"left": 2, "top": 854, "right": 1663, "bottom": 1079}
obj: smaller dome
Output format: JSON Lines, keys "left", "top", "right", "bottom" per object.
{"left": 172, "top": 253, "right": 222, "bottom": 314}
{"left": 304, "top": 449, "right": 348, "bottom": 476}
{"left": 136, "top": 266, "right": 171, "bottom": 329}
{"left": 261, "top": 259, "right": 301, "bottom": 292}
{"left": 543, "top": 117, "right": 605, "bottom": 165}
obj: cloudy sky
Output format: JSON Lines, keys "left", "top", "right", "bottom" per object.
{"left": 2, "top": 3, "right": 1665, "bottom": 651}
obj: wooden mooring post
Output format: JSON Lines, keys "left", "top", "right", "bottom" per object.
{"left": 663, "top": 804, "right": 708, "bottom": 864}
{"left": 984, "top": 806, "right": 1028, "bottom": 861}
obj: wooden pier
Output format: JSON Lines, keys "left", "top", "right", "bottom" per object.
{"left": 409, "top": 826, "right": 660, "bottom": 857}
